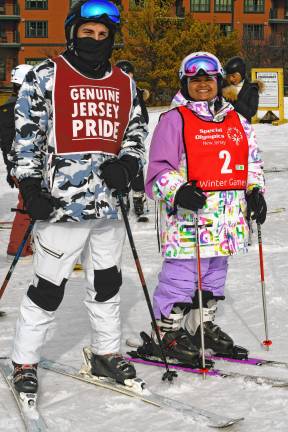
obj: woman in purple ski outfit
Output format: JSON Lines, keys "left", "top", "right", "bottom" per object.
{"left": 143, "top": 52, "right": 266, "bottom": 365}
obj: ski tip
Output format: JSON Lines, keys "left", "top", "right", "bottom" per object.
{"left": 217, "top": 417, "right": 244, "bottom": 428}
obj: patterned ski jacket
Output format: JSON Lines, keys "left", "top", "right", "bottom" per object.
{"left": 10, "top": 57, "right": 148, "bottom": 223}
{"left": 146, "top": 94, "right": 265, "bottom": 259}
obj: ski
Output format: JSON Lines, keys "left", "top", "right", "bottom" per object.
{"left": 126, "top": 338, "right": 288, "bottom": 370}
{"left": 0, "top": 221, "right": 13, "bottom": 230}
{"left": 206, "top": 353, "right": 288, "bottom": 370}
{"left": 267, "top": 207, "right": 286, "bottom": 214}
{"left": 126, "top": 338, "right": 288, "bottom": 386}
{"left": 39, "top": 352, "right": 243, "bottom": 428}
{"left": 125, "top": 353, "right": 288, "bottom": 388}
{"left": 0, "top": 359, "right": 46, "bottom": 432}
{"left": 0, "top": 311, "right": 6, "bottom": 317}
{"left": 264, "top": 167, "right": 288, "bottom": 173}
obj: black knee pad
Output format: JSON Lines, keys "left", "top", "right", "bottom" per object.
{"left": 27, "top": 276, "right": 67, "bottom": 311}
{"left": 94, "top": 266, "right": 122, "bottom": 302}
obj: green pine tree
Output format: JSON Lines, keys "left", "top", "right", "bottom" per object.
{"left": 113, "top": 0, "right": 240, "bottom": 104}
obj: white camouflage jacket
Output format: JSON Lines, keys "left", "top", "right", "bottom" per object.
{"left": 11, "top": 58, "right": 148, "bottom": 223}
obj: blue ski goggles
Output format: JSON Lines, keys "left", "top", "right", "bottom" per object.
{"left": 184, "top": 56, "right": 220, "bottom": 77}
{"left": 66, "top": 0, "right": 120, "bottom": 26}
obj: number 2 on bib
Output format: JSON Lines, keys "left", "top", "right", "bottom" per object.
{"left": 219, "top": 150, "right": 232, "bottom": 174}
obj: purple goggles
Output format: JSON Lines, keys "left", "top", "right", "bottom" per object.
{"left": 184, "top": 56, "right": 220, "bottom": 77}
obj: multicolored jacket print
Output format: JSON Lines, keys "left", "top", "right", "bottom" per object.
{"left": 146, "top": 92, "right": 265, "bottom": 259}
{"left": 10, "top": 58, "right": 148, "bottom": 223}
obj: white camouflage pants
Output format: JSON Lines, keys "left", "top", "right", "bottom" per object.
{"left": 12, "top": 218, "right": 126, "bottom": 364}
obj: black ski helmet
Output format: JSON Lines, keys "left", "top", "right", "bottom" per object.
{"left": 116, "top": 60, "right": 135, "bottom": 75}
{"left": 65, "top": 0, "right": 120, "bottom": 51}
{"left": 224, "top": 56, "right": 246, "bottom": 80}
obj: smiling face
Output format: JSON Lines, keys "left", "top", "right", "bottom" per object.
{"left": 77, "top": 22, "right": 109, "bottom": 40}
{"left": 187, "top": 75, "right": 218, "bottom": 101}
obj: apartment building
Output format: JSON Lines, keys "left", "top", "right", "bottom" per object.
{"left": 0, "top": 0, "right": 71, "bottom": 89}
{"left": 0, "top": 0, "right": 287, "bottom": 90}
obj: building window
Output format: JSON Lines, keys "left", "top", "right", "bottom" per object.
{"left": 25, "top": 21, "right": 48, "bottom": 38}
{"left": 219, "top": 23, "right": 232, "bottom": 35}
{"left": 244, "top": 0, "right": 264, "bottom": 13}
{"left": 285, "top": 0, "right": 288, "bottom": 17}
{"left": 0, "top": 59, "right": 5, "bottom": 80}
{"left": 215, "top": 0, "right": 232, "bottom": 12}
{"left": 25, "top": 58, "right": 46, "bottom": 66}
{"left": 26, "top": 0, "right": 48, "bottom": 8}
{"left": 243, "top": 24, "right": 264, "bottom": 39}
{"left": 190, "top": 0, "right": 210, "bottom": 12}
{"left": 0, "top": 0, "right": 4, "bottom": 14}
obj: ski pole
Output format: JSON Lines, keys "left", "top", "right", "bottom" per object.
{"left": 0, "top": 221, "right": 35, "bottom": 301}
{"left": 248, "top": 219, "right": 253, "bottom": 246}
{"left": 257, "top": 223, "right": 272, "bottom": 350}
{"left": 117, "top": 192, "right": 177, "bottom": 382}
{"left": 194, "top": 211, "right": 208, "bottom": 376}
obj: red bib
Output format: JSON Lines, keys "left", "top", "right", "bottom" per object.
{"left": 52, "top": 56, "right": 132, "bottom": 155}
{"left": 178, "top": 107, "right": 248, "bottom": 191}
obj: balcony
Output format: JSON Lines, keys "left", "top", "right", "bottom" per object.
{"left": 0, "top": 3, "right": 21, "bottom": 21}
{"left": 0, "top": 32, "right": 21, "bottom": 49}
{"left": 269, "top": 8, "right": 288, "bottom": 23}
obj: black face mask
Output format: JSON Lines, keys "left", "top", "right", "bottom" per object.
{"left": 75, "top": 37, "right": 114, "bottom": 69}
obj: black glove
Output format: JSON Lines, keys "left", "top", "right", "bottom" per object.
{"left": 19, "top": 178, "right": 54, "bottom": 221}
{"left": 100, "top": 155, "right": 139, "bottom": 193}
{"left": 174, "top": 182, "right": 207, "bottom": 211}
{"left": 246, "top": 188, "right": 267, "bottom": 224}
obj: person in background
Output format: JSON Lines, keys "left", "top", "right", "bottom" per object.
{"left": 222, "top": 56, "right": 264, "bottom": 124}
{"left": 0, "top": 64, "right": 33, "bottom": 261}
{"left": 116, "top": 60, "right": 150, "bottom": 221}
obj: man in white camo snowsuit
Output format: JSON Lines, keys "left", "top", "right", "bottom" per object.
{"left": 10, "top": 0, "right": 148, "bottom": 393}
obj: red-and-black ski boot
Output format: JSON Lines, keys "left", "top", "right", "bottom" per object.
{"left": 12, "top": 362, "right": 38, "bottom": 393}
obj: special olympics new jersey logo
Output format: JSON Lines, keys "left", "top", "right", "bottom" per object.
{"left": 227, "top": 127, "right": 243, "bottom": 145}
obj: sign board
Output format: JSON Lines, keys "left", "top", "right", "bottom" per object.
{"left": 251, "top": 68, "right": 287, "bottom": 126}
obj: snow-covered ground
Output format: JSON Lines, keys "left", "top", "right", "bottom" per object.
{"left": 0, "top": 103, "right": 287, "bottom": 432}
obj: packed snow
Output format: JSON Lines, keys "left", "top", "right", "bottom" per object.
{"left": 0, "top": 103, "right": 287, "bottom": 432}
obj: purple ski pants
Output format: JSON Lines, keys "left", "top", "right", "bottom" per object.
{"left": 153, "top": 257, "right": 229, "bottom": 319}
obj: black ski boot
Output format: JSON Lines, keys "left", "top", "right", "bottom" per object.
{"left": 133, "top": 192, "right": 145, "bottom": 217}
{"left": 136, "top": 305, "right": 214, "bottom": 368}
{"left": 185, "top": 290, "right": 248, "bottom": 359}
{"left": 12, "top": 362, "right": 38, "bottom": 393}
{"left": 90, "top": 353, "right": 136, "bottom": 385}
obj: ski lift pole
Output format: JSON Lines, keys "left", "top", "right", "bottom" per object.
{"left": 256, "top": 223, "right": 272, "bottom": 350}
{"left": 117, "top": 192, "right": 177, "bottom": 382}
